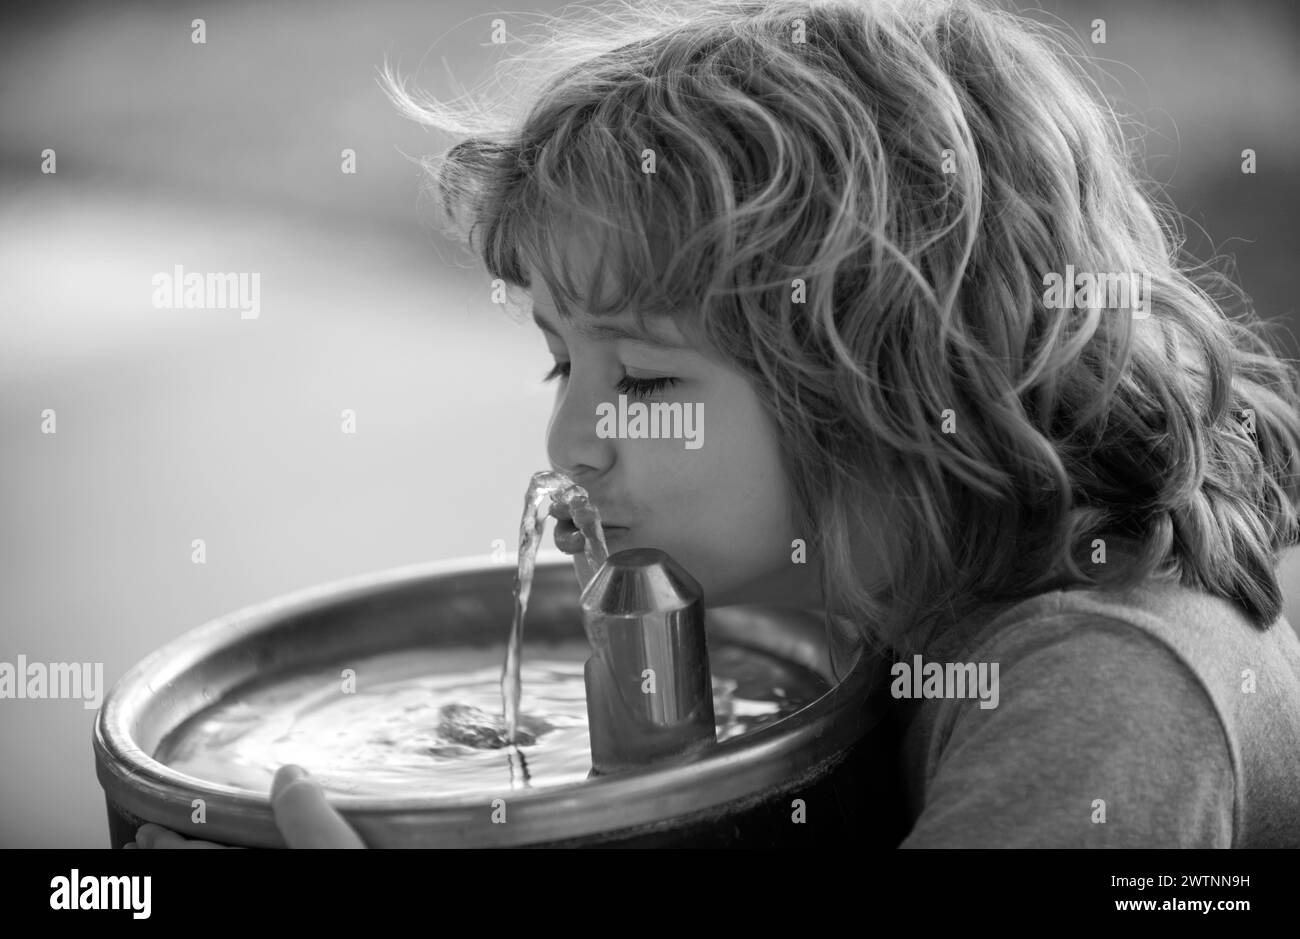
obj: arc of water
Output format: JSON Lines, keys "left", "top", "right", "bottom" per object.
{"left": 501, "top": 471, "right": 610, "bottom": 745}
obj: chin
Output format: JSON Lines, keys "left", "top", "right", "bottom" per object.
{"left": 713, "top": 567, "right": 818, "bottom": 611}
{"left": 697, "top": 574, "right": 753, "bottom": 608}
{"left": 601, "top": 539, "right": 767, "bottom": 608}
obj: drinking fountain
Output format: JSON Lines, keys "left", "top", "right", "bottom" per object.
{"left": 94, "top": 552, "right": 906, "bottom": 847}
{"left": 582, "top": 547, "right": 717, "bottom": 775}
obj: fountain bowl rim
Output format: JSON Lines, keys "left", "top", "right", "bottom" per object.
{"left": 93, "top": 554, "right": 889, "bottom": 847}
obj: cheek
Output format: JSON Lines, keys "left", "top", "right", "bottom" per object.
{"left": 658, "top": 444, "right": 796, "bottom": 596}
{"left": 669, "top": 522, "right": 794, "bottom": 607}
{"left": 711, "top": 398, "right": 797, "bottom": 533}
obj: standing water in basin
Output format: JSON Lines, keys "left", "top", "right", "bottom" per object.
{"left": 155, "top": 640, "right": 827, "bottom": 797}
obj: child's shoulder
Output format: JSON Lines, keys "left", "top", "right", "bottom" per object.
{"left": 898, "top": 576, "right": 1300, "bottom": 847}
{"left": 961, "top": 573, "right": 1300, "bottom": 682}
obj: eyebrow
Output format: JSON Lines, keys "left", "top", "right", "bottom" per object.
{"left": 531, "top": 307, "right": 688, "bottom": 349}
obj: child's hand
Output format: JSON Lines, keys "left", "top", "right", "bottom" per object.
{"left": 128, "top": 823, "right": 234, "bottom": 849}
{"left": 128, "top": 765, "right": 366, "bottom": 849}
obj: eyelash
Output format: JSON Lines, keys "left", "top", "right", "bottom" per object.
{"left": 541, "top": 361, "right": 678, "bottom": 401}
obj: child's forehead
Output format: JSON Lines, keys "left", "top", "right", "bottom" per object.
{"left": 523, "top": 250, "right": 663, "bottom": 322}
{"left": 520, "top": 220, "right": 706, "bottom": 350}
{"left": 527, "top": 280, "right": 693, "bottom": 349}
{"left": 524, "top": 229, "right": 622, "bottom": 306}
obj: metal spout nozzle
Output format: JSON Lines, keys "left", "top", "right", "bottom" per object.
{"left": 582, "top": 547, "right": 716, "bottom": 775}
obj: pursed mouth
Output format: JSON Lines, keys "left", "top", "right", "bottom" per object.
{"left": 554, "top": 519, "right": 628, "bottom": 552}
{"left": 556, "top": 518, "right": 627, "bottom": 533}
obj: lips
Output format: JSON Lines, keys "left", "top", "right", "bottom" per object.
{"left": 554, "top": 517, "right": 627, "bottom": 553}
{"left": 555, "top": 518, "right": 628, "bottom": 535}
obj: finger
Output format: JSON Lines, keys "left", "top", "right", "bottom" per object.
{"left": 135, "top": 823, "right": 189, "bottom": 849}
{"left": 135, "top": 823, "right": 167, "bottom": 848}
{"left": 548, "top": 500, "right": 572, "bottom": 521}
{"left": 271, "top": 765, "right": 365, "bottom": 849}
{"left": 136, "top": 823, "right": 230, "bottom": 849}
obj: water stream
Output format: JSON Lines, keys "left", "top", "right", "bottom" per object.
{"left": 500, "top": 470, "right": 607, "bottom": 745}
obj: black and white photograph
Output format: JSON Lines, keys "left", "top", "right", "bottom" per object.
{"left": 2, "top": 0, "right": 1297, "bottom": 918}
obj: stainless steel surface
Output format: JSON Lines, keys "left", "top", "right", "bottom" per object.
{"left": 582, "top": 548, "right": 717, "bottom": 774}
{"left": 94, "top": 555, "right": 892, "bottom": 848}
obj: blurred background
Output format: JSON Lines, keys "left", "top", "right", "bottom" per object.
{"left": 1, "top": 0, "right": 1296, "bottom": 847}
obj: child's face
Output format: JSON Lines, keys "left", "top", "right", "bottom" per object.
{"left": 529, "top": 263, "right": 824, "bottom": 610}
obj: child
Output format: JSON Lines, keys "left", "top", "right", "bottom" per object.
{"left": 138, "top": 0, "right": 1300, "bottom": 848}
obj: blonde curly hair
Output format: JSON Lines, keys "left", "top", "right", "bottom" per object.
{"left": 382, "top": 0, "right": 1300, "bottom": 657}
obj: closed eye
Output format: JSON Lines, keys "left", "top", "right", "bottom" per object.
{"left": 541, "top": 361, "right": 678, "bottom": 401}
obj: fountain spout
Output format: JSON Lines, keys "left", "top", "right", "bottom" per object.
{"left": 581, "top": 548, "right": 717, "bottom": 775}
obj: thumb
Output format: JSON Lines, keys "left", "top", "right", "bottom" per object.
{"left": 270, "top": 765, "right": 366, "bottom": 849}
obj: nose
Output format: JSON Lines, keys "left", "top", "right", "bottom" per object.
{"left": 545, "top": 368, "right": 613, "bottom": 484}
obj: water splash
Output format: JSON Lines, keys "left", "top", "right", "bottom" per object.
{"left": 501, "top": 471, "right": 610, "bottom": 745}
